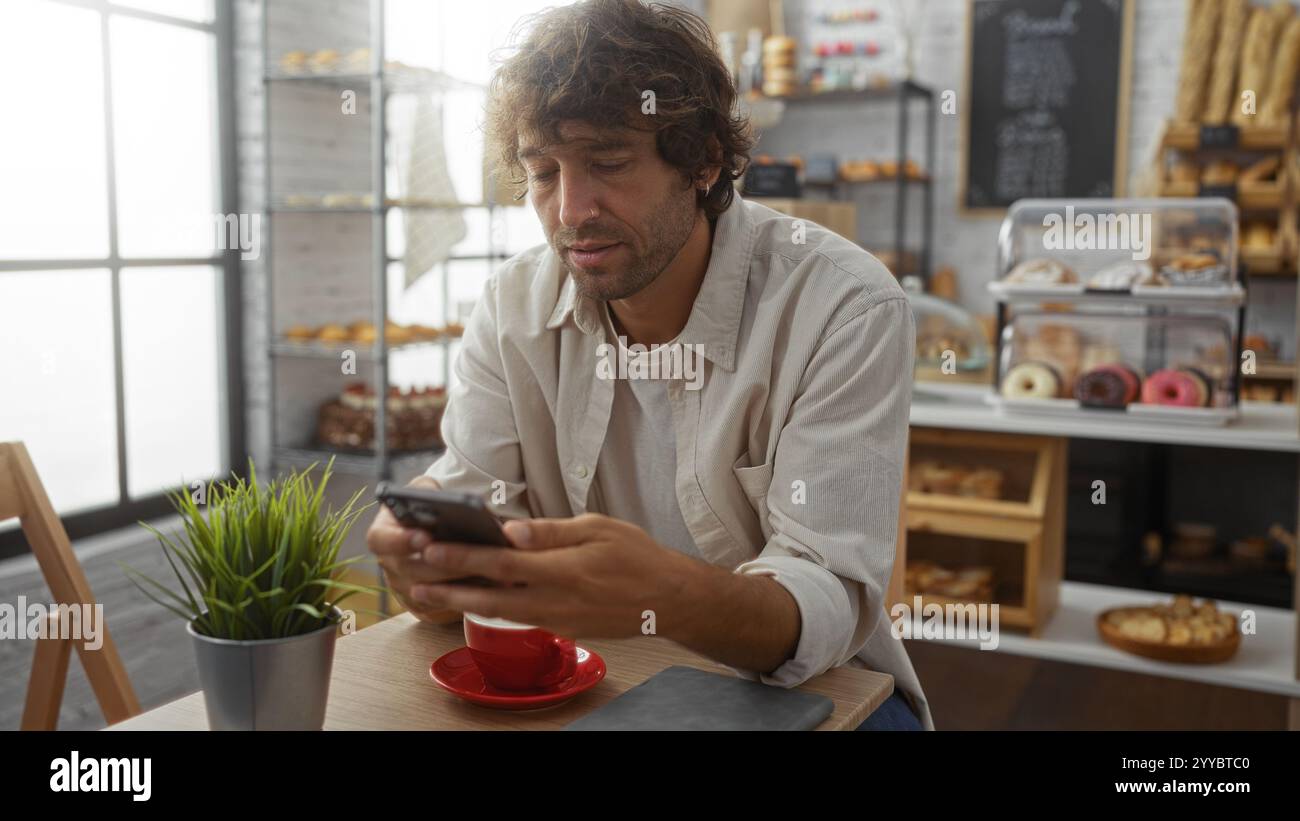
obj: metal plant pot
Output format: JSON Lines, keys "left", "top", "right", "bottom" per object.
{"left": 188, "top": 608, "right": 341, "bottom": 730}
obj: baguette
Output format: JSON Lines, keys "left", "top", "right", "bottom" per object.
{"left": 1233, "top": 6, "right": 1286, "bottom": 125}
{"left": 1175, "top": 0, "right": 1222, "bottom": 123}
{"left": 1262, "top": 16, "right": 1300, "bottom": 124}
{"left": 1205, "top": 0, "right": 1250, "bottom": 124}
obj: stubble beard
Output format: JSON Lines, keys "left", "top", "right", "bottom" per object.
{"left": 555, "top": 185, "right": 699, "bottom": 302}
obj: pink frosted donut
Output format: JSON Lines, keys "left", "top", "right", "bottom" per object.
{"left": 1141, "top": 369, "right": 1205, "bottom": 407}
{"left": 1096, "top": 364, "right": 1141, "bottom": 404}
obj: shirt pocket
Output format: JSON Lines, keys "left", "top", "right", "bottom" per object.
{"left": 731, "top": 454, "right": 774, "bottom": 536}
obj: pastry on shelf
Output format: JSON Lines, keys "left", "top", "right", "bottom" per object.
{"left": 1241, "top": 333, "right": 1274, "bottom": 357}
{"left": 315, "top": 323, "right": 350, "bottom": 343}
{"left": 1141, "top": 368, "right": 1212, "bottom": 408}
{"left": 1001, "top": 360, "right": 1063, "bottom": 400}
{"left": 1003, "top": 257, "right": 1077, "bottom": 285}
{"left": 1242, "top": 222, "right": 1276, "bottom": 250}
{"left": 283, "top": 324, "right": 316, "bottom": 341}
{"left": 839, "top": 159, "right": 880, "bottom": 181}
{"left": 1200, "top": 159, "right": 1239, "bottom": 186}
{"left": 1239, "top": 155, "right": 1281, "bottom": 183}
{"left": 410, "top": 324, "right": 445, "bottom": 341}
{"left": 1168, "top": 157, "right": 1200, "bottom": 184}
{"left": 308, "top": 48, "right": 340, "bottom": 74}
{"left": 1160, "top": 252, "right": 1228, "bottom": 286}
{"left": 1074, "top": 364, "right": 1141, "bottom": 408}
{"left": 442, "top": 321, "right": 465, "bottom": 337}
{"left": 279, "top": 50, "right": 308, "bottom": 74}
{"left": 1098, "top": 595, "right": 1239, "bottom": 663}
{"left": 316, "top": 382, "right": 447, "bottom": 452}
{"left": 1022, "top": 324, "right": 1082, "bottom": 388}
{"left": 385, "top": 324, "right": 415, "bottom": 344}
{"left": 1086, "top": 260, "right": 1167, "bottom": 290}
{"left": 343, "top": 47, "right": 370, "bottom": 72}
{"left": 904, "top": 560, "right": 994, "bottom": 602}
{"left": 909, "top": 460, "right": 1005, "bottom": 500}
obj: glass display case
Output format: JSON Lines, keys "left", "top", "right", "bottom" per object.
{"left": 905, "top": 284, "right": 991, "bottom": 385}
{"left": 988, "top": 199, "right": 1246, "bottom": 426}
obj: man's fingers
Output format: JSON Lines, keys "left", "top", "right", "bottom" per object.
{"left": 366, "top": 514, "right": 432, "bottom": 557}
{"left": 420, "top": 542, "right": 563, "bottom": 585}
{"left": 503, "top": 513, "right": 608, "bottom": 551}
{"left": 377, "top": 552, "right": 474, "bottom": 586}
{"left": 409, "top": 582, "right": 546, "bottom": 625}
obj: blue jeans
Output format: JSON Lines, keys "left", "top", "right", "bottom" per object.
{"left": 854, "top": 692, "right": 923, "bottom": 731}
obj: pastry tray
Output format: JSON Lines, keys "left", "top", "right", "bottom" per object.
{"left": 988, "top": 280, "right": 1244, "bottom": 305}
{"left": 985, "top": 394, "right": 1239, "bottom": 426}
{"left": 1096, "top": 607, "right": 1241, "bottom": 664}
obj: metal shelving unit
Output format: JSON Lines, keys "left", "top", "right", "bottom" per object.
{"left": 768, "top": 79, "right": 937, "bottom": 282}
{"left": 259, "top": 0, "right": 498, "bottom": 484}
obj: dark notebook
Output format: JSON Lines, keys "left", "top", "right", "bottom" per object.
{"left": 563, "top": 666, "right": 834, "bottom": 731}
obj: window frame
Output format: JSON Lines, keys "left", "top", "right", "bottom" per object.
{"left": 0, "top": 0, "right": 244, "bottom": 559}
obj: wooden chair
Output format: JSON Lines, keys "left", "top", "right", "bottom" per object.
{"left": 1, "top": 441, "right": 140, "bottom": 729}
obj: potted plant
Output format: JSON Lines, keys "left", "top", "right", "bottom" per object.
{"left": 123, "top": 458, "right": 377, "bottom": 730}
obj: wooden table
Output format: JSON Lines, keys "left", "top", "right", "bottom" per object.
{"left": 108, "top": 613, "right": 893, "bottom": 731}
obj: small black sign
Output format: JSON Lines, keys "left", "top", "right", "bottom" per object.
{"left": 1198, "top": 183, "right": 1237, "bottom": 202}
{"left": 743, "top": 164, "right": 802, "bottom": 198}
{"left": 1198, "top": 124, "right": 1240, "bottom": 149}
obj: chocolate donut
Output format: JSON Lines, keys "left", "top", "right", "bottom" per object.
{"left": 1075, "top": 367, "right": 1130, "bottom": 408}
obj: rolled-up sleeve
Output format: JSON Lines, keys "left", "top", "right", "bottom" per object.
{"left": 423, "top": 277, "right": 532, "bottom": 519}
{"left": 731, "top": 295, "right": 914, "bottom": 686}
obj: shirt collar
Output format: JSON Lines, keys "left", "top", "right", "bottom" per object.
{"left": 545, "top": 194, "right": 753, "bottom": 373}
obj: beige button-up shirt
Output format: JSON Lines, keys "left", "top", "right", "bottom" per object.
{"left": 424, "top": 194, "right": 932, "bottom": 729}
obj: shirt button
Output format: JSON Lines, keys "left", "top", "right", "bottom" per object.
{"left": 576, "top": 466, "right": 588, "bottom": 478}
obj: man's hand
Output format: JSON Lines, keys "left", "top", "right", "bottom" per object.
{"left": 406, "top": 512, "right": 802, "bottom": 674}
{"left": 364, "top": 476, "right": 472, "bottom": 624}
{"left": 407, "top": 513, "right": 697, "bottom": 638}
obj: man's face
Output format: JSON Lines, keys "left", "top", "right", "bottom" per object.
{"left": 519, "top": 122, "right": 699, "bottom": 301}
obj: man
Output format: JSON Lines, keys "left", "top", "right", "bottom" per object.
{"left": 365, "top": 0, "right": 930, "bottom": 730}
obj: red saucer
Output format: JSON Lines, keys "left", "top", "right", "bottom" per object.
{"left": 430, "top": 646, "right": 606, "bottom": 710}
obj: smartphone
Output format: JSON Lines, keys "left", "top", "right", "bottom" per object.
{"left": 374, "top": 481, "right": 511, "bottom": 547}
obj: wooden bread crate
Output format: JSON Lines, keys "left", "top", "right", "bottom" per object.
{"left": 898, "top": 428, "right": 1067, "bottom": 634}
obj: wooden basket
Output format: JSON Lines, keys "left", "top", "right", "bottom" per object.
{"left": 1096, "top": 607, "right": 1241, "bottom": 664}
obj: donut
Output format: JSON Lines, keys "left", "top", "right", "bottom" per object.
{"left": 1004, "top": 258, "right": 1078, "bottom": 285}
{"left": 1075, "top": 364, "right": 1140, "bottom": 407}
{"left": 1141, "top": 369, "right": 1207, "bottom": 407}
{"left": 1002, "top": 361, "right": 1062, "bottom": 400}
{"left": 1099, "top": 364, "right": 1142, "bottom": 404}
{"left": 1183, "top": 367, "right": 1213, "bottom": 406}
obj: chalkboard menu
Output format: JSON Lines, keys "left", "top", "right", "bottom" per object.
{"left": 961, "top": 0, "right": 1133, "bottom": 211}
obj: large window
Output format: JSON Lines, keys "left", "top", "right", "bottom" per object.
{"left": 0, "top": 0, "right": 237, "bottom": 556}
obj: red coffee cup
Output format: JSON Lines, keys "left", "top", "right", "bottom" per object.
{"left": 463, "top": 613, "right": 578, "bottom": 691}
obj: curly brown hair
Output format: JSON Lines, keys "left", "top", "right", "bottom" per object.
{"left": 484, "top": 0, "right": 754, "bottom": 219}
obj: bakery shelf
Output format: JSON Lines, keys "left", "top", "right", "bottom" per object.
{"left": 911, "top": 580, "right": 1300, "bottom": 699}
{"left": 911, "top": 383, "right": 1300, "bottom": 452}
{"left": 261, "top": 0, "right": 500, "bottom": 517}
{"left": 263, "top": 66, "right": 480, "bottom": 95}
{"left": 271, "top": 339, "right": 455, "bottom": 359}
{"left": 988, "top": 281, "right": 1246, "bottom": 307}
{"left": 1162, "top": 121, "right": 1291, "bottom": 152}
{"left": 903, "top": 428, "right": 1066, "bottom": 633}
{"left": 1159, "top": 178, "right": 1288, "bottom": 211}
{"left": 1246, "top": 359, "right": 1298, "bottom": 381}
{"left": 1242, "top": 246, "right": 1293, "bottom": 275}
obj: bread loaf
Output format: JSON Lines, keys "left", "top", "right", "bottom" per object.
{"left": 1205, "top": 0, "right": 1250, "bottom": 124}
{"left": 1175, "top": 0, "right": 1221, "bottom": 123}
{"left": 1232, "top": 6, "right": 1286, "bottom": 125}
{"left": 1262, "top": 17, "right": 1300, "bottom": 124}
